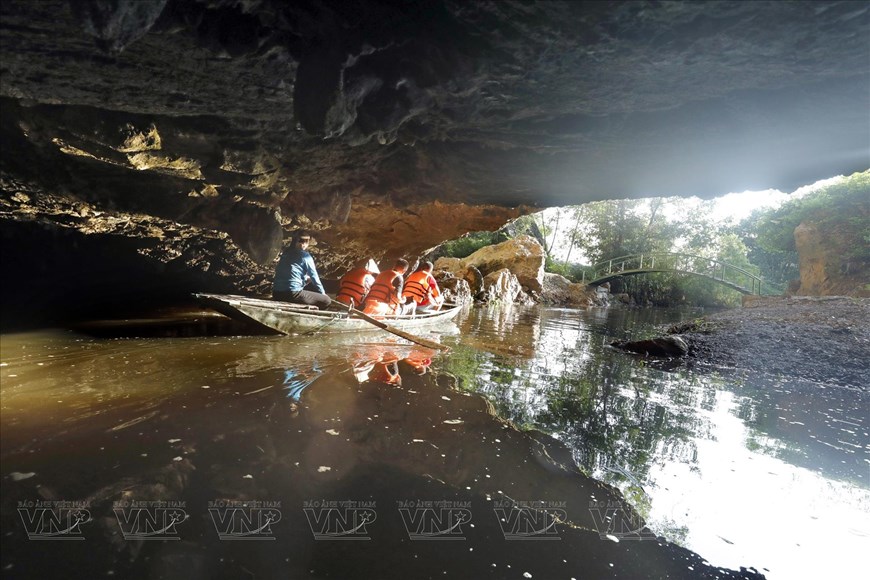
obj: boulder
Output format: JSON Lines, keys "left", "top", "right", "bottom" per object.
{"left": 610, "top": 336, "right": 689, "bottom": 358}
{"left": 457, "top": 235, "right": 545, "bottom": 294}
{"left": 433, "top": 257, "right": 464, "bottom": 277}
{"left": 541, "top": 272, "right": 609, "bottom": 307}
{"left": 434, "top": 236, "right": 544, "bottom": 304}
{"left": 463, "top": 265, "right": 485, "bottom": 296}
{"left": 434, "top": 259, "right": 482, "bottom": 301}
{"left": 436, "top": 273, "right": 473, "bottom": 305}
{"left": 481, "top": 268, "right": 523, "bottom": 304}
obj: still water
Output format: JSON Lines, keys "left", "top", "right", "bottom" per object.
{"left": 1, "top": 305, "right": 867, "bottom": 579}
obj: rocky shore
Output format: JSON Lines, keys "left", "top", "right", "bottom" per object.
{"left": 629, "top": 296, "right": 870, "bottom": 388}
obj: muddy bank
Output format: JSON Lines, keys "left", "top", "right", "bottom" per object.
{"left": 664, "top": 297, "right": 870, "bottom": 388}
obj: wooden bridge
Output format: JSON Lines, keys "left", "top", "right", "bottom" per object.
{"left": 583, "top": 253, "right": 764, "bottom": 295}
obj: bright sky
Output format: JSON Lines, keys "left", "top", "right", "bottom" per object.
{"left": 707, "top": 174, "right": 845, "bottom": 222}
{"left": 542, "top": 175, "right": 848, "bottom": 263}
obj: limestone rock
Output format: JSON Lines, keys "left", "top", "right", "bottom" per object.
{"left": 541, "top": 272, "right": 608, "bottom": 307}
{"left": 434, "top": 237, "right": 543, "bottom": 304}
{"left": 460, "top": 235, "right": 545, "bottom": 294}
{"left": 480, "top": 268, "right": 523, "bottom": 304}
{"left": 435, "top": 273, "right": 472, "bottom": 305}
{"left": 462, "top": 265, "right": 485, "bottom": 297}
{"left": 433, "top": 257, "right": 464, "bottom": 277}
{"left": 611, "top": 336, "right": 689, "bottom": 358}
{"left": 794, "top": 220, "right": 870, "bottom": 297}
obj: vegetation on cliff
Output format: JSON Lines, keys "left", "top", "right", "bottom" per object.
{"left": 737, "top": 170, "right": 869, "bottom": 296}
{"left": 435, "top": 171, "right": 869, "bottom": 307}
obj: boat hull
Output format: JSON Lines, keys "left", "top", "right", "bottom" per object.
{"left": 195, "top": 293, "right": 464, "bottom": 335}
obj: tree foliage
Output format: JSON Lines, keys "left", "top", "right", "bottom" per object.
{"left": 435, "top": 171, "right": 867, "bottom": 306}
{"left": 735, "top": 170, "right": 869, "bottom": 290}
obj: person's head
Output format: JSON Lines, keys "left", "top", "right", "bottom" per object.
{"left": 293, "top": 231, "right": 312, "bottom": 248}
{"left": 394, "top": 258, "right": 409, "bottom": 273}
{"left": 416, "top": 261, "right": 433, "bottom": 273}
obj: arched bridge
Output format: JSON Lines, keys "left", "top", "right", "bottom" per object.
{"left": 583, "top": 253, "right": 763, "bottom": 295}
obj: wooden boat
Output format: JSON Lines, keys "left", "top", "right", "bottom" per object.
{"left": 194, "top": 293, "right": 464, "bottom": 336}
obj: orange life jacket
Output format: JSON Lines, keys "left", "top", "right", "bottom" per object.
{"left": 336, "top": 267, "right": 373, "bottom": 306}
{"left": 403, "top": 271, "right": 440, "bottom": 305}
{"left": 364, "top": 270, "right": 403, "bottom": 310}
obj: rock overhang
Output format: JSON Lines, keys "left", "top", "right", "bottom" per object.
{"left": 0, "top": 0, "right": 868, "bottom": 317}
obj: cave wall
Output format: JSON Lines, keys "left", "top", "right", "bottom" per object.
{"left": 793, "top": 220, "right": 870, "bottom": 297}
{"left": 1, "top": 0, "right": 868, "bottom": 323}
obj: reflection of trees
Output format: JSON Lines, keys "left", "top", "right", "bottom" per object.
{"left": 441, "top": 306, "right": 721, "bottom": 499}
{"left": 727, "top": 372, "right": 870, "bottom": 484}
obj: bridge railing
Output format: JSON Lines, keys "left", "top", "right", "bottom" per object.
{"left": 583, "top": 252, "right": 764, "bottom": 294}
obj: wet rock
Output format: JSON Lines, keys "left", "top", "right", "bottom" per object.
{"left": 462, "top": 265, "right": 485, "bottom": 296}
{"left": 480, "top": 268, "right": 522, "bottom": 304}
{"left": 611, "top": 336, "right": 689, "bottom": 358}
{"left": 435, "top": 273, "right": 473, "bottom": 305}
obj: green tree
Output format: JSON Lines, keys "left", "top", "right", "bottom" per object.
{"left": 736, "top": 170, "right": 869, "bottom": 291}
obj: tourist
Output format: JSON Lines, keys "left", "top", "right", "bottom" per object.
{"left": 336, "top": 258, "right": 380, "bottom": 309}
{"left": 402, "top": 260, "right": 443, "bottom": 313}
{"left": 363, "top": 258, "right": 411, "bottom": 315}
{"left": 272, "top": 231, "right": 331, "bottom": 309}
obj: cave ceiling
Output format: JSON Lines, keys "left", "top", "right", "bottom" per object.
{"left": 1, "top": 0, "right": 868, "bottom": 310}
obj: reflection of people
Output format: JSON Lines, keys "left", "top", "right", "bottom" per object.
{"left": 402, "top": 350, "right": 433, "bottom": 375}
{"left": 363, "top": 258, "right": 410, "bottom": 316}
{"left": 351, "top": 349, "right": 403, "bottom": 385}
{"left": 336, "top": 258, "right": 379, "bottom": 308}
{"left": 402, "top": 261, "right": 443, "bottom": 313}
{"left": 283, "top": 362, "right": 323, "bottom": 411}
{"left": 272, "top": 231, "right": 331, "bottom": 309}
{"left": 367, "top": 359, "right": 402, "bottom": 386}
{"left": 350, "top": 346, "right": 434, "bottom": 384}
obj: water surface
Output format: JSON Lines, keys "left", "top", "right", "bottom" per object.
{"left": 2, "top": 305, "right": 866, "bottom": 579}
{"left": 438, "top": 305, "right": 869, "bottom": 580}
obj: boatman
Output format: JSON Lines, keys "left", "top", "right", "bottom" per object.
{"left": 363, "top": 258, "right": 410, "bottom": 316}
{"left": 402, "top": 261, "right": 444, "bottom": 313}
{"left": 336, "top": 258, "right": 380, "bottom": 309}
{"left": 272, "top": 231, "right": 331, "bottom": 309}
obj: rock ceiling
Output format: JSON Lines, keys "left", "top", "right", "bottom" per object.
{"left": 0, "top": 0, "right": 868, "bottom": 321}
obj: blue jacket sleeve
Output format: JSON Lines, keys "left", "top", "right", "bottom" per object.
{"left": 305, "top": 254, "right": 326, "bottom": 294}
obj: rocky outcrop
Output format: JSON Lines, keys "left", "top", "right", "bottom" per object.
{"left": 793, "top": 220, "right": 870, "bottom": 297}
{"left": 611, "top": 336, "right": 689, "bottom": 358}
{"left": 479, "top": 268, "right": 530, "bottom": 305}
{"left": 434, "top": 235, "right": 545, "bottom": 304}
{"left": 541, "top": 272, "right": 609, "bottom": 307}
{"left": 434, "top": 273, "right": 473, "bottom": 305}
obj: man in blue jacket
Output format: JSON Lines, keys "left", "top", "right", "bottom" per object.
{"left": 272, "top": 232, "right": 332, "bottom": 309}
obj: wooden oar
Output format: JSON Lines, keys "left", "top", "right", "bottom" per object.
{"left": 329, "top": 299, "right": 449, "bottom": 351}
